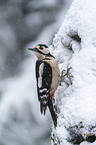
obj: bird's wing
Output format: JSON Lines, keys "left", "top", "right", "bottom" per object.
{"left": 36, "top": 60, "right": 52, "bottom": 114}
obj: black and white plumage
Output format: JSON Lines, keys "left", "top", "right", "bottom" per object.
{"left": 28, "top": 44, "right": 60, "bottom": 127}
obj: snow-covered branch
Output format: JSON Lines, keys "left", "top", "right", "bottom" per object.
{"left": 50, "top": 0, "right": 96, "bottom": 144}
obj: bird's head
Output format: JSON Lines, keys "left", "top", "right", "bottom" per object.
{"left": 28, "top": 44, "right": 54, "bottom": 60}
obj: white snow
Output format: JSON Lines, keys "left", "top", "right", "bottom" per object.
{"left": 81, "top": 141, "right": 96, "bottom": 145}
{"left": 0, "top": 1, "right": 73, "bottom": 144}
{"left": 51, "top": 0, "right": 96, "bottom": 144}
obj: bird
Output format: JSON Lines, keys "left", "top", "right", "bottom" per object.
{"left": 28, "top": 44, "right": 60, "bottom": 127}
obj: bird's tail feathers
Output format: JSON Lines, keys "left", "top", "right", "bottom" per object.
{"left": 40, "top": 94, "right": 57, "bottom": 127}
{"left": 48, "top": 98, "right": 57, "bottom": 128}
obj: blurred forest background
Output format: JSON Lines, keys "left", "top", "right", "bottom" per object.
{"left": 0, "top": 0, "right": 72, "bottom": 145}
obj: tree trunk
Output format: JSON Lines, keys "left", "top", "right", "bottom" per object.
{"left": 51, "top": 0, "right": 96, "bottom": 144}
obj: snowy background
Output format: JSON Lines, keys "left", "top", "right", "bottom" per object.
{"left": 0, "top": 0, "right": 73, "bottom": 145}
{"left": 51, "top": 0, "right": 96, "bottom": 144}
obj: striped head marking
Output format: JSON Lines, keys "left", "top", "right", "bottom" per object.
{"left": 28, "top": 44, "right": 54, "bottom": 59}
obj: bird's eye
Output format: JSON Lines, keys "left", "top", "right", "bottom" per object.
{"left": 40, "top": 46, "right": 44, "bottom": 50}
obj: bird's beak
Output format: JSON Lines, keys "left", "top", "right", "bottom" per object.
{"left": 28, "top": 47, "right": 38, "bottom": 52}
{"left": 28, "top": 48, "right": 34, "bottom": 51}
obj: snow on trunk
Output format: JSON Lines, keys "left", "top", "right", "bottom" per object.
{"left": 50, "top": 0, "right": 96, "bottom": 144}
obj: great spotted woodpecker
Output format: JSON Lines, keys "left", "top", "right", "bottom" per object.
{"left": 28, "top": 44, "right": 60, "bottom": 127}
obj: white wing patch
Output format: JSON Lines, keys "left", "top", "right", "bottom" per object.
{"left": 38, "top": 63, "right": 44, "bottom": 88}
{"left": 39, "top": 88, "right": 47, "bottom": 93}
